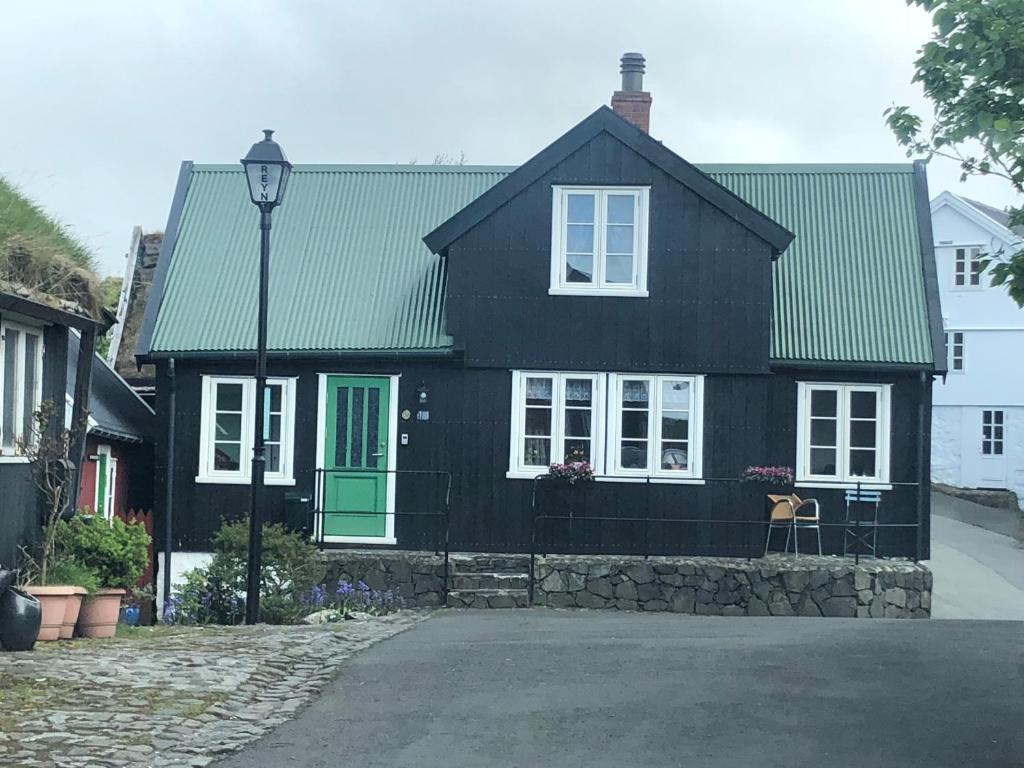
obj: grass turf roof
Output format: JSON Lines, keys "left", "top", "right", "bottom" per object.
{"left": 0, "top": 177, "right": 95, "bottom": 271}
{"left": 0, "top": 175, "right": 104, "bottom": 318}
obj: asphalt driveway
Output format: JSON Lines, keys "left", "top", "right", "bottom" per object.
{"left": 215, "top": 611, "right": 1022, "bottom": 768}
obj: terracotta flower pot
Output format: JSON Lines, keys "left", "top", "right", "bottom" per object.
{"left": 77, "top": 588, "right": 126, "bottom": 638}
{"left": 25, "top": 586, "right": 75, "bottom": 641}
{"left": 60, "top": 588, "right": 88, "bottom": 640}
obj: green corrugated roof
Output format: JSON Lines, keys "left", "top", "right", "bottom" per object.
{"left": 704, "top": 164, "right": 931, "bottom": 364}
{"left": 151, "top": 165, "right": 510, "bottom": 353}
{"left": 150, "top": 162, "right": 932, "bottom": 365}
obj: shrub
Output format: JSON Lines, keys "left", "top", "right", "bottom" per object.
{"left": 56, "top": 513, "right": 150, "bottom": 589}
{"left": 45, "top": 557, "right": 100, "bottom": 593}
{"left": 164, "top": 520, "right": 325, "bottom": 625}
{"left": 210, "top": 520, "right": 325, "bottom": 598}
{"left": 258, "top": 594, "right": 310, "bottom": 625}
{"left": 163, "top": 565, "right": 245, "bottom": 625}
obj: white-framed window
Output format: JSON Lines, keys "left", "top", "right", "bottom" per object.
{"left": 608, "top": 374, "right": 704, "bottom": 479}
{"left": 0, "top": 321, "right": 44, "bottom": 456}
{"left": 982, "top": 409, "right": 1004, "bottom": 456}
{"left": 549, "top": 186, "right": 649, "bottom": 296}
{"left": 946, "top": 331, "right": 965, "bottom": 372}
{"left": 953, "top": 246, "right": 983, "bottom": 288}
{"left": 508, "top": 371, "right": 603, "bottom": 474}
{"left": 197, "top": 375, "right": 297, "bottom": 484}
{"left": 508, "top": 371, "right": 704, "bottom": 482}
{"left": 796, "top": 383, "right": 891, "bottom": 485}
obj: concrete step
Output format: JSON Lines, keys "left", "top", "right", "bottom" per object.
{"left": 447, "top": 589, "right": 530, "bottom": 609}
{"left": 451, "top": 573, "right": 530, "bottom": 591}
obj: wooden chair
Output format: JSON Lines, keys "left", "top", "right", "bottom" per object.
{"left": 764, "top": 494, "right": 822, "bottom": 556}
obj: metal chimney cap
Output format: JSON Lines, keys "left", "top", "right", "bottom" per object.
{"left": 620, "top": 52, "right": 646, "bottom": 73}
{"left": 619, "top": 52, "right": 646, "bottom": 91}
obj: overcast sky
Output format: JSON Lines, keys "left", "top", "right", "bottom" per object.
{"left": 2, "top": 1, "right": 1020, "bottom": 276}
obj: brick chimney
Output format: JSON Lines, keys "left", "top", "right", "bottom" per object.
{"left": 611, "top": 52, "right": 651, "bottom": 133}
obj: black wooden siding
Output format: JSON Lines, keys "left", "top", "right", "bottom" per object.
{"left": 445, "top": 131, "right": 775, "bottom": 373}
{"left": 154, "top": 360, "right": 929, "bottom": 558}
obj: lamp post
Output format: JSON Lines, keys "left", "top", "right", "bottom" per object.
{"left": 240, "top": 129, "right": 292, "bottom": 624}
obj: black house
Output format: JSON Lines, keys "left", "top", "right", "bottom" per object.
{"left": 137, "top": 55, "right": 943, "bottom": 567}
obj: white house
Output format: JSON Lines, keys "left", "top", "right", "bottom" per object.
{"left": 930, "top": 191, "right": 1024, "bottom": 502}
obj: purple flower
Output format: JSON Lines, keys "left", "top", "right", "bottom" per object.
{"left": 357, "top": 580, "right": 369, "bottom": 592}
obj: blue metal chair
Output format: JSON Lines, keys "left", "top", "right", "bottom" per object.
{"left": 843, "top": 488, "right": 881, "bottom": 558}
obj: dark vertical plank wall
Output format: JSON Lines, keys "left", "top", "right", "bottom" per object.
{"left": 445, "top": 131, "right": 776, "bottom": 373}
{"left": 154, "top": 360, "right": 928, "bottom": 557}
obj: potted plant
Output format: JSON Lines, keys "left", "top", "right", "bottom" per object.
{"left": 21, "top": 402, "right": 87, "bottom": 641}
{"left": 58, "top": 512, "right": 150, "bottom": 638}
{"left": 45, "top": 556, "right": 99, "bottom": 639}
{"left": 120, "top": 585, "right": 154, "bottom": 627}
{"left": 741, "top": 465, "right": 795, "bottom": 489}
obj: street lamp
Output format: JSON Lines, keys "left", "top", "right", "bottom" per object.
{"left": 240, "top": 129, "right": 292, "bottom": 624}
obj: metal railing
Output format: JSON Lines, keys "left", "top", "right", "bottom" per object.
{"left": 527, "top": 475, "right": 924, "bottom": 604}
{"left": 312, "top": 468, "right": 452, "bottom": 606}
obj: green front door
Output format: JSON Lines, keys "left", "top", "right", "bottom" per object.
{"left": 322, "top": 376, "right": 391, "bottom": 539}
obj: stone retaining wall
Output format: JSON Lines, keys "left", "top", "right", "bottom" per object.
{"left": 322, "top": 551, "right": 447, "bottom": 608}
{"left": 320, "top": 550, "right": 933, "bottom": 618}
{"left": 533, "top": 554, "right": 932, "bottom": 618}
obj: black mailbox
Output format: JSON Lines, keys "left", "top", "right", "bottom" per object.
{"left": 283, "top": 492, "right": 313, "bottom": 535}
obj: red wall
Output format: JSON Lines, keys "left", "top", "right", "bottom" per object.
{"left": 77, "top": 437, "right": 132, "bottom": 520}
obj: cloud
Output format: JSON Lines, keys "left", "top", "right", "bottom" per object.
{"left": 0, "top": 0, "right": 1017, "bottom": 275}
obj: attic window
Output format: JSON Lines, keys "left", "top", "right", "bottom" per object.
{"left": 549, "top": 187, "right": 649, "bottom": 296}
{"left": 954, "top": 246, "right": 983, "bottom": 288}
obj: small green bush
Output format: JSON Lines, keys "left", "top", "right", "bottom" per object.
{"left": 45, "top": 557, "right": 100, "bottom": 593}
{"left": 57, "top": 513, "right": 151, "bottom": 589}
{"left": 258, "top": 594, "right": 309, "bottom": 625}
{"left": 210, "top": 520, "right": 325, "bottom": 598}
{"left": 164, "top": 520, "right": 325, "bottom": 625}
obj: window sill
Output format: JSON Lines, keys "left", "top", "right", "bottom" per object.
{"left": 505, "top": 470, "right": 705, "bottom": 486}
{"left": 795, "top": 481, "right": 892, "bottom": 491}
{"left": 195, "top": 475, "right": 297, "bottom": 487}
{"left": 506, "top": 470, "right": 549, "bottom": 480}
{"left": 596, "top": 475, "right": 705, "bottom": 485}
{"left": 0, "top": 456, "right": 30, "bottom": 465}
{"left": 548, "top": 287, "right": 649, "bottom": 298}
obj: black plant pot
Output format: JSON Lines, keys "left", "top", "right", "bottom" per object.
{"left": 0, "top": 587, "right": 42, "bottom": 651}
{"left": 0, "top": 568, "right": 16, "bottom": 594}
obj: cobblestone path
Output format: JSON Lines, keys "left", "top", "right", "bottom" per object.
{"left": 0, "top": 612, "right": 428, "bottom": 767}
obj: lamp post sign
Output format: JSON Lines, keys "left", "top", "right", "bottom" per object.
{"left": 240, "top": 129, "right": 292, "bottom": 624}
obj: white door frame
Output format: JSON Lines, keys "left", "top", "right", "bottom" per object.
{"left": 314, "top": 372, "right": 399, "bottom": 545}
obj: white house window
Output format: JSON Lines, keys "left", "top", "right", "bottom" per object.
{"left": 550, "top": 186, "right": 649, "bottom": 296}
{"left": 954, "top": 246, "right": 982, "bottom": 288}
{"left": 796, "top": 383, "right": 891, "bottom": 485}
{"left": 197, "top": 376, "right": 297, "bottom": 484}
{"left": 0, "top": 321, "right": 44, "bottom": 456}
{"left": 946, "top": 331, "right": 965, "bottom": 372}
{"left": 982, "top": 410, "right": 1004, "bottom": 455}
{"left": 609, "top": 374, "right": 703, "bottom": 478}
{"left": 508, "top": 371, "right": 704, "bottom": 481}
{"left": 510, "top": 372, "right": 601, "bottom": 473}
